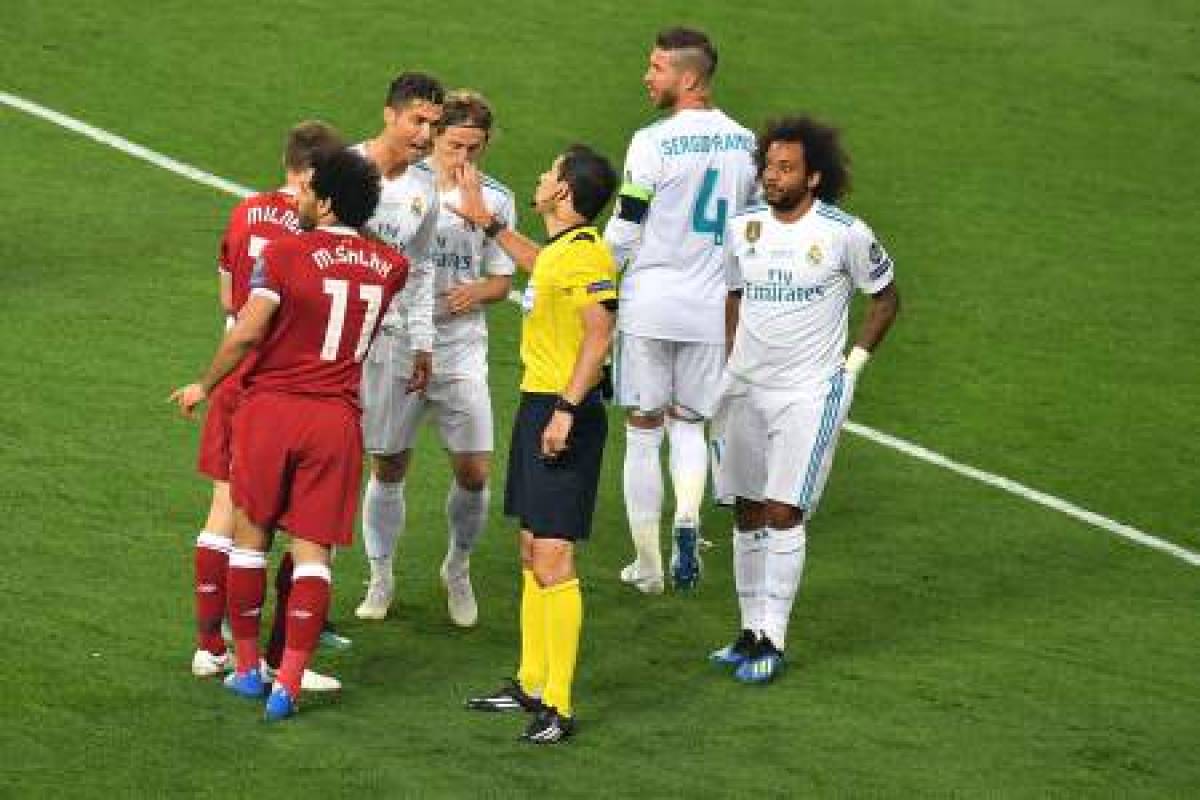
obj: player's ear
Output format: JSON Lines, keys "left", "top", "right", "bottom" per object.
{"left": 383, "top": 106, "right": 396, "bottom": 128}
{"left": 807, "top": 171, "right": 822, "bottom": 191}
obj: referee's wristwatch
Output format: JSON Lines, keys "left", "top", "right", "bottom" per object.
{"left": 482, "top": 214, "right": 505, "bottom": 238}
{"left": 554, "top": 396, "right": 579, "bottom": 416}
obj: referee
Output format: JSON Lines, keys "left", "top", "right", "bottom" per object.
{"left": 462, "top": 145, "right": 618, "bottom": 745}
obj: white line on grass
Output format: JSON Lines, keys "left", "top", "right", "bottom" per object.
{"left": 0, "top": 91, "right": 254, "bottom": 199}
{"left": 6, "top": 90, "right": 1196, "bottom": 568}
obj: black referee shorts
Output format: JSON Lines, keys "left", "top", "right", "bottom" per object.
{"left": 504, "top": 390, "right": 608, "bottom": 541}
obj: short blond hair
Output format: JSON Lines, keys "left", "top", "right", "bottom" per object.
{"left": 436, "top": 89, "right": 494, "bottom": 134}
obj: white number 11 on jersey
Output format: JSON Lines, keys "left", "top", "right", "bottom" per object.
{"left": 321, "top": 278, "right": 383, "bottom": 362}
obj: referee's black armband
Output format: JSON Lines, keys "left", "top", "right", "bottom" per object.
{"left": 615, "top": 194, "right": 649, "bottom": 224}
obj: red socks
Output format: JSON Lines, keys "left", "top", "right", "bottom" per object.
{"left": 227, "top": 548, "right": 267, "bottom": 674}
{"left": 275, "top": 563, "right": 332, "bottom": 697}
{"left": 194, "top": 532, "right": 231, "bottom": 655}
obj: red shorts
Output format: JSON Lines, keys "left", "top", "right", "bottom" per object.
{"left": 230, "top": 391, "right": 364, "bottom": 547}
{"left": 197, "top": 377, "right": 242, "bottom": 481}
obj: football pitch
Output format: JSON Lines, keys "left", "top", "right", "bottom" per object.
{"left": 3, "top": 0, "right": 1199, "bottom": 796}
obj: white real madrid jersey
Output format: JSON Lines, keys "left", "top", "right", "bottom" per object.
{"left": 724, "top": 200, "right": 895, "bottom": 390}
{"left": 608, "top": 108, "right": 759, "bottom": 343}
{"left": 353, "top": 144, "right": 439, "bottom": 345}
{"left": 429, "top": 175, "right": 516, "bottom": 376}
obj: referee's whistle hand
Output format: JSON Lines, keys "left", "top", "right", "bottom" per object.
{"left": 541, "top": 411, "right": 573, "bottom": 458}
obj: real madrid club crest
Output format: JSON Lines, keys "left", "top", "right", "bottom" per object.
{"left": 745, "top": 220, "right": 761, "bottom": 255}
{"left": 807, "top": 243, "right": 823, "bottom": 266}
{"left": 411, "top": 196, "right": 426, "bottom": 217}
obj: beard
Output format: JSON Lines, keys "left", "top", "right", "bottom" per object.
{"left": 765, "top": 184, "right": 810, "bottom": 214}
{"left": 653, "top": 85, "right": 678, "bottom": 110}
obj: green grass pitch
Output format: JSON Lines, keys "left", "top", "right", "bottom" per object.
{"left": 3, "top": 0, "right": 1199, "bottom": 795}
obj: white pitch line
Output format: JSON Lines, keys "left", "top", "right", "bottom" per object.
{"left": 6, "top": 90, "right": 1196, "bottom": 568}
{"left": 1, "top": 91, "right": 253, "bottom": 199}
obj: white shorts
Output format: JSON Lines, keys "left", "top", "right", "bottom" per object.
{"left": 362, "top": 330, "right": 492, "bottom": 456}
{"left": 614, "top": 332, "right": 724, "bottom": 419}
{"left": 711, "top": 370, "right": 855, "bottom": 514}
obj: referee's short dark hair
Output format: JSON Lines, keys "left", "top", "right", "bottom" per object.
{"left": 559, "top": 144, "right": 617, "bottom": 223}
{"left": 310, "top": 148, "right": 382, "bottom": 229}
{"left": 385, "top": 71, "right": 445, "bottom": 109}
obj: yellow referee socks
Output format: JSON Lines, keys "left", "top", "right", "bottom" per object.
{"left": 541, "top": 578, "right": 582, "bottom": 718}
{"left": 516, "top": 569, "right": 547, "bottom": 696}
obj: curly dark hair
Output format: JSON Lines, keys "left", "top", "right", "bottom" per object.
{"left": 310, "top": 148, "right": 382, "bottom": 229}
{"left": 755, "top": 115, "right": 851, "bottom": 204}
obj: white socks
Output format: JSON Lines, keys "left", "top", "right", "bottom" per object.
{"left": 363, "top": 476, "right": 405, "bottom": 584}
{"left": 196, "top": 530, "right": 232, "bottom": 554}
{"left": 732, "top": 527, "right": 767, "bottom": 633}
{"left": 666, "top": 417, "right": 708, "bottom": 528}
{"left": 445, "top": 483, "right": 488, "bottom": 572}
{"left": 623, "top": 424, "right": 665, "bottom": 577}
{"left": 762, "top": 524, "right": 807, "bottom": 651}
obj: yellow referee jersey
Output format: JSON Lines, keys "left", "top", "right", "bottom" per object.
{"left": 519, "top": 225, "right": 618, "bottom": 394}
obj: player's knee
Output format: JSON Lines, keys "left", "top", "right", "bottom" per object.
{"left": 765, "top": 502, "right": 803, "bottom": 529}
{"left": 372, "top": 452, "right": 410, "bottom": 483}
{"left": 531, "top": 560, "right": 572, "bottom": 588}
{"left": 734, "top": 498, "right": 766, "bottom": 531}
{"left": 627, "top": 410, "right": 665, "bottom": 430}
{"left": 529, "top": 539, "right": 574, "bottom": 587}
{"left": 668, "top": 406, "right": 704, "bottom": 424}
{"left": 452, "top": 459, "right": 490, "bottom": 492}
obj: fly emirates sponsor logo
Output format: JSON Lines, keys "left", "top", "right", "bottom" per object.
{"left": 746, "top": 268, "right": 826, "bottom": 303}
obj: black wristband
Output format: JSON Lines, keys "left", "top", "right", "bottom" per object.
{"left": 554, "top": 396, "right": 578, "bottom": 415}
{"left": 483, "top": 215, "right": 504, "bottom": 238}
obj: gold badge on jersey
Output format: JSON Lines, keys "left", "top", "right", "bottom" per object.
{"left": 411, "top": 196, "right": 426, "bottom": 217}
{"left": 807, "top": 243, "right": 823, "bottom": 266}
{"left": 745, "top": 221, "right": 762, "bottom": 243}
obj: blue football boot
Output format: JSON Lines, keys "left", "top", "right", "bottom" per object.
{"left": 734, "top": 638, "right": 785, "bottom": 684}
{"left": 264, "top": 685, "right": 298, "bottom": 722}
{"left": 709, "top": 629, "right": 759, "bottom": 667}
{"left": 670, "top": 525, "right": 702, "bottom": 590}
{"left": 223, "top": 667, "right": 268, "bottom": 699}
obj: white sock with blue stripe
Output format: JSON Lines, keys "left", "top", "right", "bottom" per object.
{"left": 762, "top": 524, "right": 807, "bottom": 651}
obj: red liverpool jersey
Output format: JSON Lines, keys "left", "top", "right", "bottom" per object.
{"left": 218, "top": 189, "right": 303, "bottom": 311}
{"left": 243, "top": 225, "right": 408, "bottom": 409}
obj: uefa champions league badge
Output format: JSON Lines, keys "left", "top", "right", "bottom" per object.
{"left": 521, "top": 285, "right": 536, "bottom": 314}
